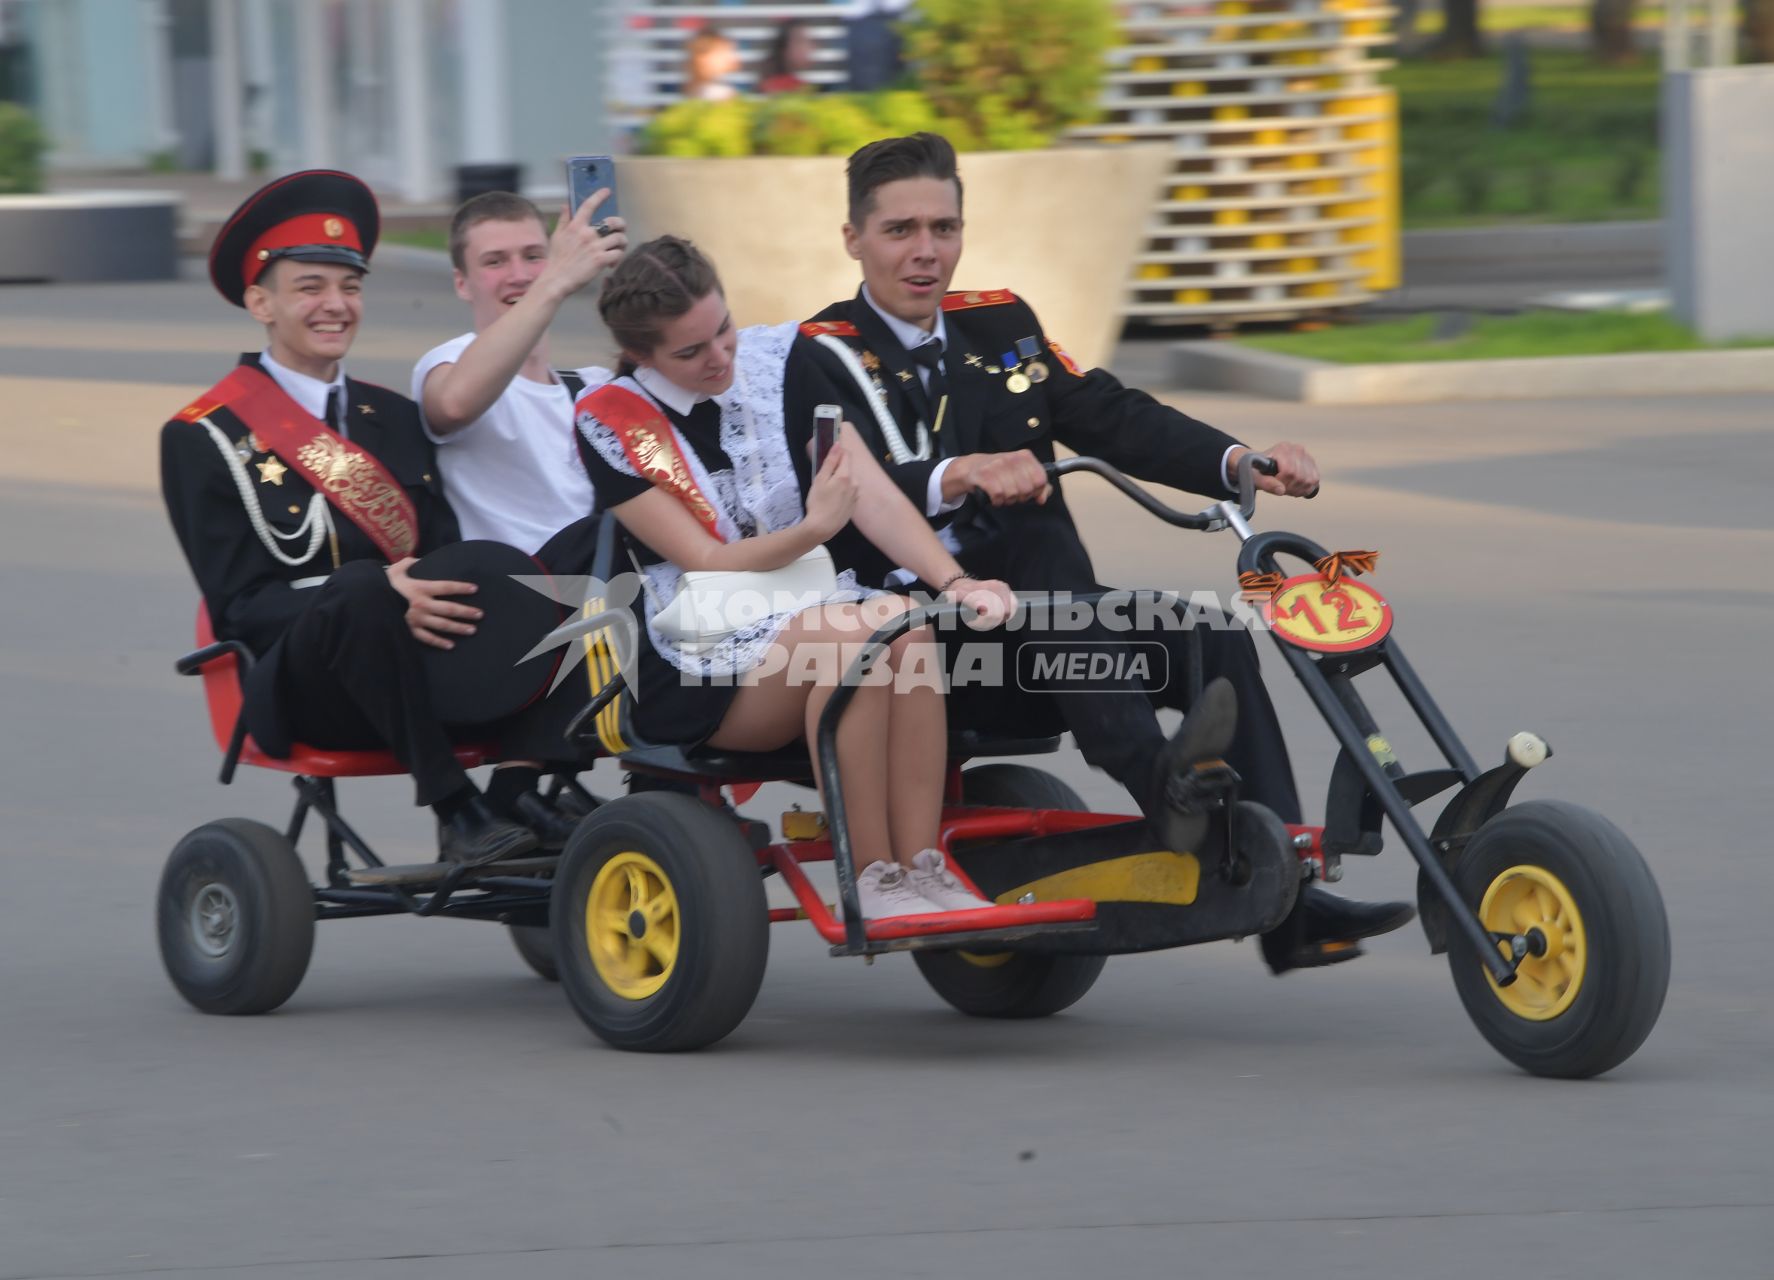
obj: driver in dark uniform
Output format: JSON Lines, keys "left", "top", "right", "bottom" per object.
{"left": 798, "top": 133, "right": 1415, "bottom": 973}
{"left": 159, "top": 169, "right": 539, "bottom": 866}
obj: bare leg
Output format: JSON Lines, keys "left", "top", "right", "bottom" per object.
{"left": 705, "top": 602, "right": 896, "bottom": 872}
{"left": 881, "top": 623, "right": 946, "bottom": 863}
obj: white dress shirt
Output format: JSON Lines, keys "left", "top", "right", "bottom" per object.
{"left": 259, "top": 348, "right": 348, "bottom": 438}
{"left": 860, "top": 286, "right": 964, "bottom": 517}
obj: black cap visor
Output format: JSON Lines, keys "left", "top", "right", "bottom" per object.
{"left": 264, "top": 244, "right": 371, "bottom": 275}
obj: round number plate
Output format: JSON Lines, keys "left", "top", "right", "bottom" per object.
{"left": 1262, "top": 574, "right": 1393, "bottom": 653}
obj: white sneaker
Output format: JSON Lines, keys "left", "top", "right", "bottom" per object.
{"left": 907, "top": 848, "right": 996, "bottom": 911}
{"left": 853, "top": 860, "right": 938, "bottom": 920}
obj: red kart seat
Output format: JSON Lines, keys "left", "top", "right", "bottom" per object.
{"left": 189, "top": 604, "right": 488, "bottom": 778}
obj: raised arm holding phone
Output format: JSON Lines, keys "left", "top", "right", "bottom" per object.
{"left": 418, "top": 185, "right": 626, "bottom": 439}
{"left": 408, "top": 174, "right": 630, "bottom": 844}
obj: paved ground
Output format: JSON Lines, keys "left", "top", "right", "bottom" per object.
{"left": 1, "top": 257, "right": 1770, "bottom": 1279}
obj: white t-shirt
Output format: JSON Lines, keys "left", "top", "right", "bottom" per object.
{"left": 411, "top": 333, "right": 606, "bottom": 554}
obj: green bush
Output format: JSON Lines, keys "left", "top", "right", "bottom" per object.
{"left": 634, "top": 0, "right": 1113, "bottom": 158}
{"left": 0, "top": 102, "right": 46, "bottom": 195}
{"left": 901, "top": 0, "right": 1114, "bottom": 149}
{"left": 640, "top": 98, "right": 758, "bottom": 157}
{"left": 754, "top": 94, "right": 884, "bottom": 156}
{"left": 1386, "top": 51, "right": 1660, "bottom": 226}
{"left": 636, "top": 91, "right": 976, "bottom": 158}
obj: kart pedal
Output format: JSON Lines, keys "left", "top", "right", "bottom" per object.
{"left": 1164, "top": 759, "right": 1239, "bottom": 815}
{"left": 1261, "top": 937, "right": 1367, "bottom": 974}
{"left": 344, "top": 856, "right": 560, "bottom": 887}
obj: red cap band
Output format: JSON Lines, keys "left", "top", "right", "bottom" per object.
{"left": 242, "top": 211, "right": 366, "bottom": 289}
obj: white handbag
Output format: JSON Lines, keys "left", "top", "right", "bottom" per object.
{"left": 649, "top": 545, "right": 838, "bottom": 656}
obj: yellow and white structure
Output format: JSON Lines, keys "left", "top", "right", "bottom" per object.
{"left": 1075, "top": 0, "right": 1400, "bottom": 325}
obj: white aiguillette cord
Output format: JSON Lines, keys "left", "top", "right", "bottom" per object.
{"left": 199, "top": 417, "right": 331, "bottom": 567}
{"left": 813, "top": 334, "right": 930, "bottom": 464}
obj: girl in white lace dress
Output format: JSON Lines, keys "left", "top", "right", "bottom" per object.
{"left": 578, "top": 237, "right": 1016, "bottom": 920}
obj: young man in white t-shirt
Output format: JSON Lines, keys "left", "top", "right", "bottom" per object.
{"left": 413, "top": 189, "right": 628, "bottom": 839}
{"left": 413, "top": 189, "right": 625, "bottom": 552}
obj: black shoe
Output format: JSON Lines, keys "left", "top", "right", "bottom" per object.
{"left": 552, "top": 785, "right": 597, "bottom": 822}
{"left": 1259, "top": 883, "right": 1417, "bottom": 975}
{"left": 509, "top": 789, "right": 582, "bottom": 852}
{"left": 438, "top": 796, "right": 540, "bottom": 867}
{"left": 1144, "top": 677, "right": 1240, "bottom": 853}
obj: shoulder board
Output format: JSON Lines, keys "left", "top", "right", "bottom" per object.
{"left": 942, "top": 289, "right": 1021, "bottom": 312}
{"left": 173, "top": 396, "right": 224, "bottom": 424}
{"left": 800, "top": 320, "right": 859, "bottom": 338}
{"left": 173, "top": 372, "right": 243, "bottom": 424}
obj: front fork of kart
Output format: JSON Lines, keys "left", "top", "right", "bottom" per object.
{"left": 1234, "top": 523, "right": 1534, "bottom": 986}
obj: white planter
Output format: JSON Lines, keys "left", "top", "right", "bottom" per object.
{"left": 617, "top": 147, "right": 1170, "bottom": 373}
{"left": 0, "top": 190, "right": 181, "bottom": 283}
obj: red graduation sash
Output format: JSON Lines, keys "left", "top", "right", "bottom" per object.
{"left": 182, "top": 365, "right": 420, "bottom": 562}
{"left": 579, "top": 384, "right": 724, "bottom": 542}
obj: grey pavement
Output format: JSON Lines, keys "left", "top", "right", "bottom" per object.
{"left": 1, "top": 261, "right": 1771, "bottom": 1279}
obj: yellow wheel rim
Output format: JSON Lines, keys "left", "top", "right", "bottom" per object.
{"left": 585, "top": 851, "right": 680, "bottom": 1000}
{"left": 958, "top": 950, "right": 1013, "bottom": 969}
{"left": 1479, "top": 864, "right": 1588, "bottom": 1021}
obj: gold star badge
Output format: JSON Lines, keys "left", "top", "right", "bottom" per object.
{"left": 358, "top": 403, "right": 374, "bottom": 415}
{"left": 256, "top": 457, "right": 288, "bottom": 486}
{"left": 896, "top": 369, "right": 914, "bottom": 382}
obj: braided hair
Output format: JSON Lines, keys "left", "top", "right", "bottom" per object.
{"left": 598, "top": 235, "right": 724, "bottom": 376}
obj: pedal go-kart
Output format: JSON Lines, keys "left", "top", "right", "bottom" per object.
{"left": 158, "top": 455, "right": 1669, "bottom": 1078}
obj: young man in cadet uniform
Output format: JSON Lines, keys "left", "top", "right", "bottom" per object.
{"left": 159, "top": 170, "right": 539, "bottom": 867}
{"left": 411, "top": 188, "right": 628, "bottom": 839}
{"left": 799, "top": 133, "right": 1413, "bottom": 972}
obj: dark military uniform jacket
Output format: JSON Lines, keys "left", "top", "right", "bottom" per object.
{"left": 798, "top": 289, "right": 1240, "bottom": 590}
{"left": 160, "top": 353, "right": 459, "bottom": 748}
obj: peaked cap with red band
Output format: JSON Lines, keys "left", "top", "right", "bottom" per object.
{"left": 209, "top": 169, "right": 380, "bottom": 308}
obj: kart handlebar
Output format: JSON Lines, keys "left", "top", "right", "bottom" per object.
{"left": 1041, "top": 452, "right": 1281, "bottom": 528}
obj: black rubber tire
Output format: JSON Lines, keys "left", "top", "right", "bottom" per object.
{"left": 1447, "top": 800, "right": 1670, "bottom": 1079}
{"left": 912, "top": 765, "right": 1108, "bottom": 1019}
{"left": 157, "top": 818, "right": 315, "bottom": 1016}
{"left": 508, "top": 924, "right": 560, "bottom": 982}
{"left": 552, "top": 792, "right": 769, "bottom": 1052}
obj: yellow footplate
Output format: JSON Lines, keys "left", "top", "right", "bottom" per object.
{"left": 782, "top": 808, "right": 828, "bottom": 842}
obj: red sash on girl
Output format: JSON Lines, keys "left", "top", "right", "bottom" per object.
{"left": 579, "top": 384, "right": 723, "bottom": 541}
{"left": 182, "top": 364, "right": 419, "bottom": 561}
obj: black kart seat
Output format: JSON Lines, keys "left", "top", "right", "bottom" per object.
{"left": 621, "top": 744, "right": 817, "bottom": 784}
{"left": 948, "top": 731, "right": 1061, "bottom": 760}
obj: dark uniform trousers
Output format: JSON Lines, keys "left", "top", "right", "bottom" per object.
{"left": 946, "top": 511, "right": 1301, "bottom": 824}
{"left": 269, "top": 560, "right": 470, "bottom": 807}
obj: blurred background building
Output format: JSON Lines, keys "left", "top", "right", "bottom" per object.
{"left": 2, "top": 0, "right": 622, "bottom": 200}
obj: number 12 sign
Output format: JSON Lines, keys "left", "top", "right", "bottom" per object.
{"left": 1261, "top": 574, "right": 1393, "bottom": 654}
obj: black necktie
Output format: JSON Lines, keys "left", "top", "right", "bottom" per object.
{"left": 325, "top": 387, "right": 344, "bottom": 436}
{"left": 908, "top": 336, "right": 948, "bottom": 433}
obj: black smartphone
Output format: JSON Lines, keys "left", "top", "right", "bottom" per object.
{"left": 565, "top": 154, "right": 618, "bottom": 223}
{"left": 813, "top": 404, "right": 841, "bottom": 469}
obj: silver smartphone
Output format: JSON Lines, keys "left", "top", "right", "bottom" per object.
{"left": 565, "top": 154, "right": 618, "bottom": 223}
{"left": 813, "top": 404, "right": 842, "bottom": 469}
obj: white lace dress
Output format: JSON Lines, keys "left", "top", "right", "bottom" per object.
{"left": 576, "top": 321, "right": 877, "bottom": 693}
